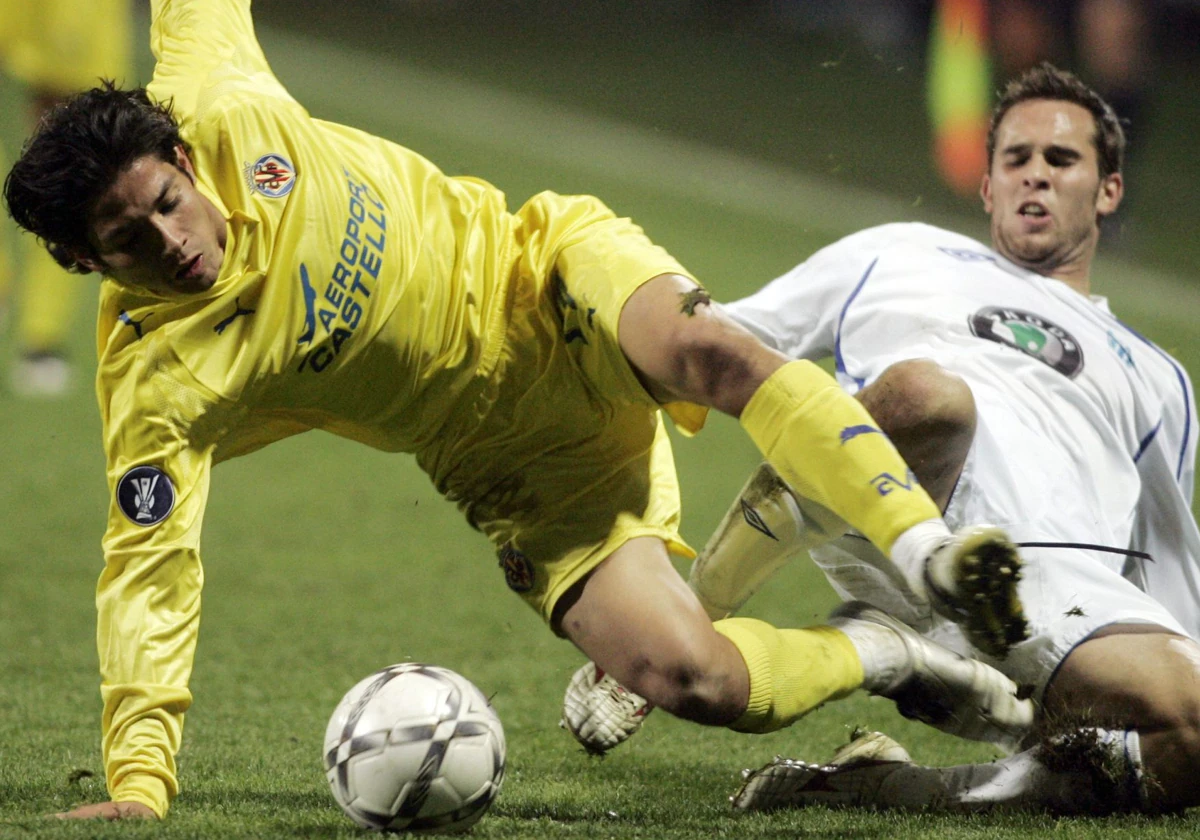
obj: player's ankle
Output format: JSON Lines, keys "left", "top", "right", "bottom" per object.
{"left": 829, "top": 616, "right": 909, "bottom": 695}
{"left": 888, "top": 519, "right": 952, "bottom": 599}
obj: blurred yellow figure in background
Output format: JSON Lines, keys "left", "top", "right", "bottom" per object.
{"left": 0, "top": 0, "right": 132, "bottom": 396}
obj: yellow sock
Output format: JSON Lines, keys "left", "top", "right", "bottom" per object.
{"left": 741, "top": 360, "right": 942, "bottom": 555}
{"left": 714, "top": 617, "right": 862, "bottom": 733}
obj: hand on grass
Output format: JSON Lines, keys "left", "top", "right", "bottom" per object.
{"left": 54, "top": 801, "right": 158, "bottom": 820}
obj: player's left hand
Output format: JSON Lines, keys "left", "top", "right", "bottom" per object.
{"left": 53, "top": 801, "right": 158, "bottom": 820}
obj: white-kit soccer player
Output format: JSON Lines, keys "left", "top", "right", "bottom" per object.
{"left": 566, "top": 64, "right": 1200, "bottom": 814}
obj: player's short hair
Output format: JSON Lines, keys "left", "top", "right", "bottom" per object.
{"left": 3, "top": 81, "right": 189, "bottom": 273}
{"left": 987, "top": 62, "right": 1125, "bottom": 179}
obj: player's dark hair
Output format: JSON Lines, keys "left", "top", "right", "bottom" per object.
{"left": 3, "top": 80, "right": 189, "bottom": 273}
{"left": 987, "top": 62, "right": 1125, "bottom": 179}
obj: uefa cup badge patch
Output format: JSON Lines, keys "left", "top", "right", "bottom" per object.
{"left": 116, "top": 465, "right": 176, "bottom": 526}
{"left": 245, "top": 153, "right": 296, "bottom": 198}
{"left": 498, "top": 543, "right": 534, "bottom": 593}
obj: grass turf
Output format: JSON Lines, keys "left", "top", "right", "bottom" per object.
{"left": 2, "top": 9, "right": 1199, "bottom": 838}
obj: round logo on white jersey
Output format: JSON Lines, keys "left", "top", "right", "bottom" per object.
{"left": 117, "top": 465, "right": 176, "bottom": 526}
{"left": 247, "top": 153, "right": 296, "bottom": 198}
{"left": 969, "top": 306, "right": 1084, "bottom": 378}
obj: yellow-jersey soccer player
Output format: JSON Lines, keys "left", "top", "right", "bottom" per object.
{"left": 4, "top": 0, "right": 1032, "bottom": 821}
{"left": 0, "top": 0, "right": 132, "bottom": 395}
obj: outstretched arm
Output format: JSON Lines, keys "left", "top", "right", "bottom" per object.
{"left": 58, "top": 449, "right": 211, "bottom": 820}
{"left": 64, "top": 353, "right": 224, "bottom": 819}
{"left": 55, "top": 801, "right": 158, "bottom": 821}
{"left": 148, "top": 0, "right": 297, "bottom": 125}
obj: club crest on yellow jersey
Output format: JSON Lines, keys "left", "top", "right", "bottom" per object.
{"left": 244, "top": 153, "right": 296, "bottom": 198}
{"left": 498, "top": 543, "right": 534, "bottom": 593}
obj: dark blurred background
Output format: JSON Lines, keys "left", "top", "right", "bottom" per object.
{"left": 247, "top": 0, "right": 1200, "bottom": 279}
{"left": 1, "top": 0, "right": 1196, "bottom": 398}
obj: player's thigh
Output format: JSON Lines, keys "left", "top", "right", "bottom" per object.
{"left": 475, "top": 405, "right": 693, "bottom": 626}
{"left": 1044, "top": 629, "right": 1200, "bottom": 731}
{"left": 940, "top": 388, "right": 1174, "bottom": 667}
{"left": 1050, "top": 628, "right": 1200, "bottom": 810}
{"left": 557, "top": 536, "right": 709, "bottom": 668}
{"left": 945, "top": 386, "right": 1139, "bottom": 546}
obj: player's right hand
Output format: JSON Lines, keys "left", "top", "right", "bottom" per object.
{"left": 54, "top": 801, "right": 158, "bottom": 820}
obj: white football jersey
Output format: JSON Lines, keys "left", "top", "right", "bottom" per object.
{"left": 726, "top": 222, "right": 1200, "bottom": 646}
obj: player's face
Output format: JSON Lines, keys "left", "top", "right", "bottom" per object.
{"left": 981, "top": 99, "right": 1122, "bottom": 280}
{"left": 82, "top": 146, "right": 227, "bottom": 296}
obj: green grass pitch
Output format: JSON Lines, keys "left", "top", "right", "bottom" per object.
{"left": 1, "top": 16, "right": 1198, "bottom": 839}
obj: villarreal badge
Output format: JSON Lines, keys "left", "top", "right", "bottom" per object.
{"left": 245, "top": 153, "right": 296, "bottom": 198}
{"left": 498, "top": 543, "right": 534, "bottom": 593}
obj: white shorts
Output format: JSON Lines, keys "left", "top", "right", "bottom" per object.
{"left": 811, "top": 384, "right": 1190, "bottom": 699}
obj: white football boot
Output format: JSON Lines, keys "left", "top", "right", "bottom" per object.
{"left": 830, "top": 601, "right": 1032, "bottom": 748}
{"left": 732, "top": 729, "right": 911, "bottom": 811}
{"left": 560, "top": 661, "right": 653, "bottom": 755}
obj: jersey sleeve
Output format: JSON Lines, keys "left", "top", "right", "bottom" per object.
{"left": 95, "top": 348, "right": 223, "bottom": 817}
{"left": 723, "top": 228, "right": 885, "bottom": 363}
{"left": 147, "top": 0, "right": 297, "bottom": 126}
{"left": 1176, "top": 370, "right": 1197, "bottom": 506}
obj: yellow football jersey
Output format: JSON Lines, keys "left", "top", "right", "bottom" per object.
{"left": 96, "top": 0, "right": 699, "bottom": 816}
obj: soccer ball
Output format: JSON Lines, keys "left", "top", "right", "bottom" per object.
{"left": 323, "top": 663, "right": 506, "bottom": 833}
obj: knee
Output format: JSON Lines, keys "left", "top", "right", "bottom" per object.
{"left": 1106, "top": 659, "right": 1200, "bottom": 809}
{"left": 1120, "top": 645, "right": 1200, "bottom": 743}
{"left": 1142, "top": 700, "right": 1200, "bottom": 809}
{"left": 1045, "top": 632, "right": 1200, "bottom": 809}
{"left": 621, "top": 642, "right": 744, "bottom": 726}
{"left": 1151, "top": 684, "right": 1200, "bottom": 761}
{"left": 1153, "top": 681, "right": 1200, "bottom": 735}
{"left": 859, "top": 359, "right": 976, "bottom": 441}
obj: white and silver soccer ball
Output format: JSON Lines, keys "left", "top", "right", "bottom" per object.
{"left": 323, "top": 663, "right": 506, "bottom": 833}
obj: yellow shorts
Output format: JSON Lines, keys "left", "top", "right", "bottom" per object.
{"left": 417, "top": 192, "right": 704, "bottom": 627}
{"left": 0, "top": 0, "right": 132, "bottom": 94}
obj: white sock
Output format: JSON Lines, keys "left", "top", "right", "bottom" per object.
{"left": 868, "top": 728, "right": 1144, "bottom": 814}
{"left": 827, "top": 616, "right": 909, "bottom": 695}
{"left": 888, "top": 519, "right": 953, "bottom": 600}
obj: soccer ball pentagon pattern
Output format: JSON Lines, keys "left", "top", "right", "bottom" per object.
{"left": 324, "top": 663, "right": 506, "bottom": 833}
